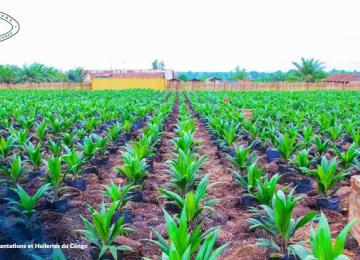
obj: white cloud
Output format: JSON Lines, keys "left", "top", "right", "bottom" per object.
{"left": 1, "top": 0, "right": 360, "bottom": 71}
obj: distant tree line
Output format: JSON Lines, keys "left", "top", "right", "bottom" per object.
{"left": 0, "top": 63, "right": 84, "bottom": 84}
{"left": 177, "top": 58, "right": 360, "bottom": 83}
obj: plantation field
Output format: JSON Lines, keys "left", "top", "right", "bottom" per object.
{"left": 0, "top": 90, "right": 359, "bottom": 260}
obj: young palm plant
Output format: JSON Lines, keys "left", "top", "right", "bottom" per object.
{"left": 167, "top": 149, "right": 206, "bottom": 195}
{"left": 102, "top": 182, "right": 138, "bottom": 211}
{"left": 159, "top": 175, "right": 217, "bottom": 223}
{"left": 233, "top": 162, "right": 263, "bottom": 193}
{"left": 77, "top": 201, "right": 133, "bottom": 260}
{"left": 26, "top": 142, "right": 43, "bottom": 171}
{"left": 45, "top": 156, "right": 66, "bottom": 199}
{"left": 275, "top": 133, "right": 297, "bottom": 163}
{"left": 0, "top": 155, "right": 25, "bottom": 184}
{"left": 253, "top": 174, "right": 281, "bottom": 206}
{"left": 9, "top": 184, "right": 51, "bottom": 228}
{"left": 0, "top": 136, "right": 14, "bottom": 162}
{"left": 148, "top": 207, "right": 228, "bottom": 260}
{"left": 229, "top": 145, "right": 257, "bottom": 173}
{"left": 293, "top": 213, "right": 357, "bottom": 260}
{"left": 305, "top": 156, "right": 345, "bottom": 199}
{"left": 62, "top": 147, "right": 84, "bottom": 178}
{"left": 248, "top": 189, "right": 316, "bottom": 258}
{"left": 332, "top": 143, "right": 359, "bottom": 169}
{"left": 116, "top": 152, "right": 147, "bottom": 185}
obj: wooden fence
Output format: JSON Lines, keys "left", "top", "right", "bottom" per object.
{"left": 0, "top": 82, "right": 91, "bottom": 90}
{"left": 1, "top": 81, "right": 360, "bottom": 92}
{"left": 167, "top": 81, "right": 360, "bottom": 91}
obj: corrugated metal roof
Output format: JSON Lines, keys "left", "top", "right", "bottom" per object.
{"left": 323, "top": 74, "right": 360, "bottom": 83}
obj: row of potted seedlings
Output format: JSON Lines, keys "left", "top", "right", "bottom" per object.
{"left": 187, "top": 94, "right": 359, "bottom": 259}
{"left": 77, "top": 97, "right": 175, "bottom": 260}
{"left": 148, "top": 97, "right": 229, "bottom": 259}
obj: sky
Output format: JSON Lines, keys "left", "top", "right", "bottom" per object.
{"left": 1, "top": 0, "right": 360, "bottom": 72}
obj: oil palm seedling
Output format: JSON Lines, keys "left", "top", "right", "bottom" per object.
{"left": 253, "top": 174, "right": 281, "bottom": 206}
{"left": 301, "top": 125, "right": 314, "bottom": 147}
{"left": 102, "top": 181, "right": 138, "bottom": 210}
{"left": 305, "top": 156, "right": 346, "bottom": 199}
{"left": 77, "top": 201, "right": 133, "bottom": 260}
{"left": 107, "top": 122, "right": 122, "bottom": 144}
{"left": 351, "top": 130, "right": 360, "bottom": 148}
{"left": 312, "top": 136, "right": 331, "bottom": 156}
{"left": 172, "top": 131, "right": 196, "bottom": 153}
{"left": 248, "top": 189, "right": 316, "bottom": 258}
{"left": 44, "top": 156, "right": 66, "bottom": 199}
{"left": 328, "top": 123, "right": 343, "bottom": 143}
{"left": 82, "top": 135, "right": 99, "bottom": 162}
{"left": 228, "top": 145, "right": 257, "bottom": 173}
{"left": 116, "top": 152, "right": 147, "bottom": 185}
{"left": 62, "top": 147, "right": 84, "bottom": 178}
{"left": 9, "top": 183, "right": 51, "bottom": 228}
{"left": 159, "top": 175, "right": 217, "bottom": 223}
{"left": 62, "top": 132, "right": 74, "bottom": 147}
{"left": 233, "top": 162, "right": 263, "bottom": 193}
{"left": 147, "top": 207, "right": 228, "bottom": 260}
{"left": 331, "top": 143, "right": 359, "bottom": 169}
{"left": 95, "top": 134, "right": 108, "bottom": 156}
{"left": 167, "top": 149, "right": 206, "bottom": 195}
{"left": 127, "top": 135, "right": 153, "bottom": 160}
{"left": 35, "top": 121, "right": 47, "bottom": 142}
{"left": 220, "top": 120, "right": 239, "bottom": 147}
{"left": 26, "top": 142, "right": 43, "bottom": 171}
{"left": 290, "top": 149, "right": 316, "bottom": 172}
{"left": 48, "top": 139, "right": 62, "bottom": 157}
{"left": 293, "top": 213, "right": 358, "bottom": 260}
{"left": 275, "top": 133, "right": 297, "bottom": 163}
{"left": 0, "top": 136, "right": 14, "bottom": 162}
{"left": 0, "top": 155, "right": 25, "bottom": 184}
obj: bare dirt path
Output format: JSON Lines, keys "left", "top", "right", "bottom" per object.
{"left": 186, "top": 98, "right": 267, "bottom": 260}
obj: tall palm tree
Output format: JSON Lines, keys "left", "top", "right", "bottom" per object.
{"left": 292, "top": 58, "right": 326, "bottom": 82}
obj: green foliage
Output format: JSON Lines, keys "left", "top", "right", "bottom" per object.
{"left": 276, "top": 133, "right": 297, "bottom": 162}
{"left": 248, "top": 189, "right": 316, "bottom": 257}
{"left": 332, "top": 143, "right": 359, "bottom": 168}
{"left": 26, "top": 142, "right": 43, "bottom": 170}
{"left": 62, "top": 147, "right": 84, "bottom": 177}
{"left": 230, "top": 66, "right": 247, "bottom": 81}
{"left": 167, "top": 149, "right": 206, "bottom": 195}
{"left": 116, "top": 152, "right": 147, "bottom": 185}
{"left": 107, "top": 122, "right": 122, "bottom": 143}
{"left": 0, "top": 136, "right": 14, "bottom": 161}
{"left": 253, "top": 174, "right": 281, "bottom": 206}
{"left": 159, "top": 175, "right": 217, "bottom": 222}
{"left": 45, "top": 156, "right": 65, "bottom": 197}
{"left": 306, "top": 157, "right": 346, "bottom": 198}
{"left": 233, "top": 162, "right": 263, "bottom": 193}
{"left": 102, "top": 182, "right": 138, "bottom": 210}
{"left": 9, "top": 184, "right": 51, "bottom": 223}
{"left": 292, "top": 57, "right": 327, "bottom": 82}
{"left": 77, "top": 201, "right": 133, "bottom": 260}
{"left": 293, "top": 213, "right": 358, "bottom": 260}
{"left": 148, "top": 207, "right": 228, "bottom": 260}
{"left": 0, "top": 155, "right": 25, "bottom": 183}
{"left": 229, "top": 145, "right": 257, "bottom": 172}
{"left": 66, "top": 67, "right": 84, "bottom": 83}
